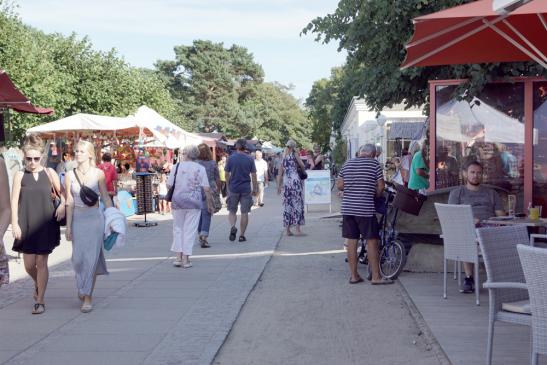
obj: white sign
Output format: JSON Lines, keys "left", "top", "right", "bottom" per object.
{"left": 304, "top": 170, "right": 331, "bottom": 205}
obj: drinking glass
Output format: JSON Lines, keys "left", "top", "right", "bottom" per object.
{"left": 529, "top": 207, "right": 540, "bottom": 221}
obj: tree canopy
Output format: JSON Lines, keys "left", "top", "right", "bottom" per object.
{"left": 303, "top": 0, "right": 546, "bottom": 143}
{"left": 156, "top": 40, "right": 311, "bottom": 146}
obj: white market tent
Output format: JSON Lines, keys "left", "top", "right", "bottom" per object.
{"left": 27, "top": 106, "right": 203, "bottom": 149}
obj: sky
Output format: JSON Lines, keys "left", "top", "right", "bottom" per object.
{"left": 15, "top": 0, "right": 347, "bottom": 101}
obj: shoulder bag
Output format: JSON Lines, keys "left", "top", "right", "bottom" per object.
{"left": 73, "top": 169, "right": 99, "bottom": 207}
{"left": 164, "top": 163, "right": 179, "bottom": 202}
{"left": 293, "top": 153, "right": 308, "bottom": 180}
{"left": 45, "top": 169, "right": 67, "bottom": 226}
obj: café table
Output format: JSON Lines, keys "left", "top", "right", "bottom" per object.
{"left": 482, "top": 216, "right": 547, "bottom": 240}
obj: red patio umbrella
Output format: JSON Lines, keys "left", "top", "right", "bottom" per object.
{"left": 401, "top": 0, "right": 547, "bottom": 69}
{"left": 0, "top": 70, "right": 54, "bottom": 114}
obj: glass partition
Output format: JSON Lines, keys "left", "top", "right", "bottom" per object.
{"left": 435, "top": 83, "right": 525, "bottom": 208}
{"left": 532, "top": 81, "right": 547, "bottom": 216}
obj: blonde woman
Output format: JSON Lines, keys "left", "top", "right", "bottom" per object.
{"left": 65, "top": 140, "right": 113, "bottom": 313}
{"left": 11, "top": 135, "right": 64, "bottom": 314}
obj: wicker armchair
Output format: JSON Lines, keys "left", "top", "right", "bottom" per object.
{"left": 518, "top": 244, "right": 547, "bottom": 365}
{"left": 476, "top": 226, "right": 531, "bottom": 365}
{"left": 434, "top": 203, "right": 481, "bottom": 305}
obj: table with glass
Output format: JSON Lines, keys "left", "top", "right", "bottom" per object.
{"left": 482, "top": 216, "right": 547, "bottom": 229}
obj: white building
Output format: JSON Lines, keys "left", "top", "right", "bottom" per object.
{"left": 340, "top": 97, "right": 426, "bottom": 165}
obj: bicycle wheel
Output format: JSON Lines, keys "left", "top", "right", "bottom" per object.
{"left": 379, "top": 239, "right": 407, "bottom": 280}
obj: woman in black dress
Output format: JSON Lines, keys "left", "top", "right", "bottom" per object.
{"left": 11, "top": 135, "right": 65, "bottom": 314}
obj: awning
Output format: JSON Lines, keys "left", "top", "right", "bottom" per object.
{"left": 27, "top": 113, "right": 137, "bottom": 135}
{"left": 402, "top": 0, "right": 547, "bottom": 69}
{"left": 0, "top": 70, "right": 53, "bottom": 114}
{"left": 387, "top": 122, "right": 426, "bottom": 140}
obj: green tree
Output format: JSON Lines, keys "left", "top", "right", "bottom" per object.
{"left": 303, "top": 0, "right": 546, "bottom": 115}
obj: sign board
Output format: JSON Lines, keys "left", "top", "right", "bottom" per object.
{"left": 304, "top": 170, "right": 331, "bottom": 206}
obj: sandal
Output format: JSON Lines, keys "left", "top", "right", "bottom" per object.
{"left": 349, "top": 277, "right": 364, "bottom": 284}
{"left": 80, "top": 303, "right": 93, "bottom": 313}
{"left": 229, "top": 226, "right": 238, "bottom": 242}
{"left": 238, "top": 236, "right": 247, "bottom": 242}
{"left": 200, "top": 237, "right": 210, "bottom": 248}
{"left": 32, "top": 303, "right": 45, "bottom": 315}
{"left": 371, "top": 278, "right": 395, "bottom": 285}
{"left": 182, "top": 262, "right": 193, "bottom": 269}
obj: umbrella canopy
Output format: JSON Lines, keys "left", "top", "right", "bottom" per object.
{"left": 0, "top": 70, "right": 53, "bottom": 114}
{"left": 132, "top": 106, "right": 202, "bottom": 149}
{"left": 27, "top": 113, "right": 137, "bottom": 135}
{"left": 401, "top": 0, "right": 547, "bottom": 69}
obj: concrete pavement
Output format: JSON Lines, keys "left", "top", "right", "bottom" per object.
{"left": 0, "top": 187, "right": 283, "bottom": 365}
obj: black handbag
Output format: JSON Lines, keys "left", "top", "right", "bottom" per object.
{"left": 164, "top": 163, "right": 179, "bottom": 202}
{"left": 295, "top": 154, "right": 308, "bottom": 180}
{"left": 73, "top": 169, "right": 99, "bottom": 207}
{"left": 45, "top": 169, "right": 67, "bottom": 226}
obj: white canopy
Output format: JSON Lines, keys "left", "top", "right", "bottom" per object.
{"left": 132, "top": 106, "right": 202, "bottom": 149}
{"left": 26, "top": 106, "right": 203, "bottom": 149}
{"left": 26, "top": 113, "right": 136, "bottom": 135}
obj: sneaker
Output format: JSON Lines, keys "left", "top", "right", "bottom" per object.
{"left": 460, "top": 276, "right": 474, "bottom": 293}
{"left": 182, "top": 262, "right": 193, "bottom": 269}
{"left": 173, "top": 260, "right": 182, "bottom": 267}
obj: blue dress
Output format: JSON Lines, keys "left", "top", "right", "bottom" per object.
{"left": 282, "top": 154, "right": 305, "bottom": 227}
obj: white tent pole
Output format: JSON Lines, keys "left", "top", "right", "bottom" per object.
{"left": 501, "top": 19, "right": 547, "bottom": 62}
{"left": 402, "top": 15, "right": 507, "bottom": 69}
{"left": 484, "top": 19, "right": 547, "bottom": 68}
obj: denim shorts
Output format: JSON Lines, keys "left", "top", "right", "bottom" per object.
{"left": 227, "top": 192, "right": 253, "bottom": 214}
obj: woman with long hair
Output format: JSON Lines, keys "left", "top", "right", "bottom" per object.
{"left": 11, "top": 135, "right": 64, "bottom": 314}
{"left": 65, "top": 140, "right": 113, "bottom": 313}
{"left": 196, "top": 144, "right": 220, "bottom": 248}
{"left": 168, "top": 145, "right": 213, "bottom": 267}
{"left": 277, "top": 139, "right": 306, "bottom": 236}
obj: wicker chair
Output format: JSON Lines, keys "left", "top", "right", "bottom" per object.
{"left": 518, "top": 244, "right": 547, "bottom": 365}
{"left": 477, "top": 226, "right": 531, "bottom": 365}
{"left": 434, "top": 203, "right": 481, "bottom": 305}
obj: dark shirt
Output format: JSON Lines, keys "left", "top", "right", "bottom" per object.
{"left": 225, "top": 152, "right": 256, "bottom": 194}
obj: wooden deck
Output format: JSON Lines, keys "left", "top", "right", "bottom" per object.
{"left": 399, "top": 271, "right": 546, "bottom": 365}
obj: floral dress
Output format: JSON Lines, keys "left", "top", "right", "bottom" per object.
{"left": 282, "top": 153, "right": 305, "bottom": 227}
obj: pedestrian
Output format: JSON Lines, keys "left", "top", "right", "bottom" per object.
{"left": 225, "top": 139, "right": 258, "bottom": 242}
{"left": 169, "top": 145, "right": 214, "bottom": 267}
{"left": 10, "top": 135, "right": 65, "bottom": 314}
{"left": 408, "top": 145, "right": 429, "bottom": 194}
{"left": 311, "top": 145, "right": 324, "bottom": 170}
{"left": 304, "top": 150, "right": 315, "bottom": 170}
{"left": 56, "top": 151, "right": 76, "bottom": 175}
{"left": 0, "top": 156, "right": 10, "bottom": 288}
{"left": 65, "top": 140, "right": 113, "bottom": 313}
{"left": 277, "top": 139, "right": 306, "bottom": 236}
{"left": 218, "top": 155, "right": 228, "bottom": 202}
{"left": 337, "top": 144, "right": 393, "bottom": 285}
{"left": 254, "top": 150, "right": 268, "bottom": 207}
{"left": 196, "top": 143, "right": 220, "bottom": 248}
{"left": 98, "top": 152, "right": 118, "bottom": 204}
{"left": 157, "top": 173, "right": 169, "bottom": 214}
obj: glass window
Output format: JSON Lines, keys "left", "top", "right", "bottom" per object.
{"left": 435, "top": 83, "right": 525, "bottom": 208}
{"left": 532, "top": 81, "right": 547, "bottom": 216}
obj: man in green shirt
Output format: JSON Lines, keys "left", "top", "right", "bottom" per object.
{"left": 408, "top": 148, "right": 429, "bottom": 193}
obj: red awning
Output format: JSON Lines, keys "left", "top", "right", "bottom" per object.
{"left": 401, "top": 0, "right": 547, "bottom": 69}
{"left": 0, "top": 70, "right": 54, "bottom": 114}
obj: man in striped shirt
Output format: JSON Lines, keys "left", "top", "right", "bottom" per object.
{"left": 337, "top": 144, "right": 393, "bottom": 285}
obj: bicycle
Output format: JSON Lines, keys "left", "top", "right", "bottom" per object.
{"left": 357, "top": 181, "right": 409, "bottom": 280}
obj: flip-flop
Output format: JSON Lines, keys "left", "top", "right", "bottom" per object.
{"left": 32, "top": 303, "right": 45, "bottom": 315}
{"left": 349, "top": 277, "right": 364, "bottom": 284}
{"left": 239, "top": 236, "right": 247, "bottom": 242}
{"left": 371, "top": 278, "right": 395, "bottom": 285}
{"left": 229, "top": 226, "right": 238, "bottom": 241}
{"left": 287, "top": 231, "right": 294, "bottom": 236}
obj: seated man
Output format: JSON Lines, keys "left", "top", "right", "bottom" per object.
{"left": 448, "top": 160, "right": 505, "bottom": 293}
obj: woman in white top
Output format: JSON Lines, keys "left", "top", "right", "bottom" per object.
{"left": 168, "top": 145, "right": 214, "bottom": 268}
{"left": 157, "top": 173, "right": 169, "bottom": 214}
{"left": 65, "top": 140, "right": 113, "bottom": 313}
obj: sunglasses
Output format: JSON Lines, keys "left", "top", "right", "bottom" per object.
{"left": 25, "top": 157, "right": 41, "bottom": 162}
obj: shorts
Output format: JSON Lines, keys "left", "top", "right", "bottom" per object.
{"left": 342, "top": 215, "right": 380, "bottom": 240}
{"left": 158, "top": 194, "right": 166, "bottom": 200}
{"left": 227, "top": 192, "right": 253, "bottom": 214}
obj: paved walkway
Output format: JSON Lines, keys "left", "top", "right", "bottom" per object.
{"left": 399, "top": 272, "right": 546, "bottom": 365}
{"left": 0, "top": 188, "right": 284, "bottom": 365}
{"left": 213, "top": 214, "right": 447, "bottom": 365}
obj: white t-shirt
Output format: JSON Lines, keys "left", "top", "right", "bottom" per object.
{"left": 167, "top": 161, "right": 209, "bottom": 210}
{"left": 255, "top": 159, "right": 268, "bottom": 182}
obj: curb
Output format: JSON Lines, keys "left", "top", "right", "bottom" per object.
{"left": 397, "top": 279, "right": 453, "bottom": 365}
